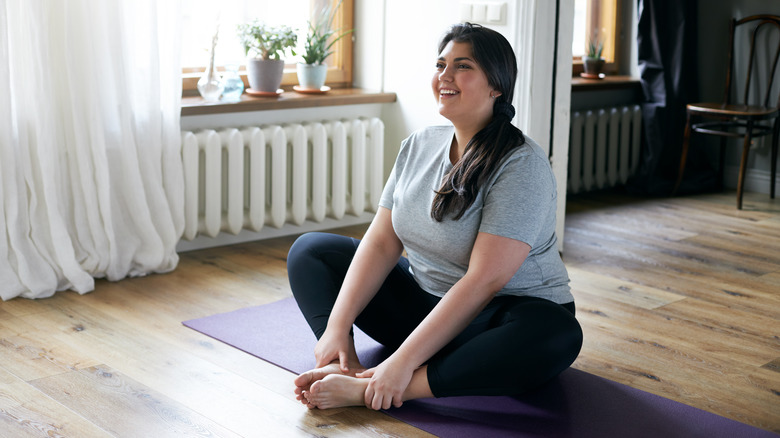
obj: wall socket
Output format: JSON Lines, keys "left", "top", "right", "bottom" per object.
{"left": 459, "top": 2, "right": 506, "bottom": 26}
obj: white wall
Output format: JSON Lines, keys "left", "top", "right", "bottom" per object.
{"left": 354, "top": 0, "right": 519, "bottom": 176}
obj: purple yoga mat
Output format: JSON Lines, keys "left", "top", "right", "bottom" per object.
{"left": 183, "top": 297, "right": 776, "bottom": 438}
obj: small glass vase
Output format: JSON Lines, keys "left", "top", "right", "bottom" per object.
{"left": 197, "top": 58, "right": 224, "bottom": 102}
{"left": 221, "top": 64, "right": 244, "bottom": 101}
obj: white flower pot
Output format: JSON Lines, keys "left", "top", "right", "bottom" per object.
{"left": 296, "top": 63, "right": 328, "bottom": 90}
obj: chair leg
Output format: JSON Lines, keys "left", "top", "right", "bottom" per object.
{"left": 672, "top": 112, "right": 693, "bottom": 195}
{"left": 771, "top": 118, "right": 779, "bottom": 199}
{"left": 736, "top": 122, "right": 754, "bottom": 210}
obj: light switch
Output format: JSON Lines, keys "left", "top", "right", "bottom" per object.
{"left": 472, "top": 3, "right": 487, "bottom": 22}
{"left": 487, "top": 2, "right": 505, "bottom": 23}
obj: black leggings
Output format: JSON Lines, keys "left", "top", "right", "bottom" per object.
{"left": 287, "top": 232, "right": 583, "bottom": 398}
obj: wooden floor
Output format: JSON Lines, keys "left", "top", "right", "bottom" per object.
{"left": 0, "top": 190, "right": 778, "bottom": 437}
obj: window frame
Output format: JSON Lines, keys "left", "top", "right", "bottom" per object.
{"left": 182, "top": 0, "right": 354, "bottom": 96}
{"left": 572, "top": 0, "right": 622, "bottom": 76}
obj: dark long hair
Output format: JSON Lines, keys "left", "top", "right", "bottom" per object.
{"left": 431, "top": 23, "right": 525, "bottom": 221}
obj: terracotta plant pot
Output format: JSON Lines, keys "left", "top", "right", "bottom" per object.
{"left": 582, "top": 56, "right": 605, "bottom": 76}
{"left": 246, "top": 58, "right": 284, "bottom": 92}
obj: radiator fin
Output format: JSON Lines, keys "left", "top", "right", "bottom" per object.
{"left": 568, "top": 105, "right": 642, "bottom": 194}
{"left": 181, "top": 118, "right": 384, "bottom": 240}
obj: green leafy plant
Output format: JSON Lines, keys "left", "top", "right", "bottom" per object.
{"left": 586, "top": 37, "right": 604, "bottom": 59}
{"left": 301, "top": 0, "right": 353, "bottom": 65}
{"left": 237, "top": 21, "right": 298, "bottom": 60}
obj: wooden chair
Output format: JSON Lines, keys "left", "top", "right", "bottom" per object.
{"left": 673, "top": 14, "right": 780, "bottom": 209}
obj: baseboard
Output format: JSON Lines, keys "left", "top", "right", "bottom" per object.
{"left": 176, "top": 212, "right": 375, "bottom": 253}
{"left": 723, "top": 165, "right": 779, "bottom": 195}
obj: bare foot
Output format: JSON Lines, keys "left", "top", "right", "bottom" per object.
{"left": 294, "top": 362, "right": 365, "bottom": 405}
{"left": 304, "top": 374, "right": 369, "bottom": 409}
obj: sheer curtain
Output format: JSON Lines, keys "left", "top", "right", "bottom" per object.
{"left": 0, "top": 0, "right": 184, "bottom": 300}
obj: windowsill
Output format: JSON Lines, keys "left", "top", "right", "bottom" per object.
{"left": 181, "top": 88, "right": 397, "bottom": 116}
{"left": 571, "top": 75, "right": 641, "bottom": 92}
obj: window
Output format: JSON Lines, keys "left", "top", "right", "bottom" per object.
{"left": 572, "top": 0, "right": 621, "bottom": 75}
{"left": 181, "top": 0, "right": 353, "bottom": 95}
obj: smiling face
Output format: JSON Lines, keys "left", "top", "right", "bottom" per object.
{"left": 431, "top": 41, "right": 498, "bottom": 130}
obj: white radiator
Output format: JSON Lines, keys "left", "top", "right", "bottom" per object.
{"left": 181, "top": 118, "right": 384, "bottom": 240}
{"left": 568, "top": 105, "right": 642, "bottom": 194}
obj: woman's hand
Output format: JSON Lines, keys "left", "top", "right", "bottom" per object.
{"left": 314, "top": 327, "right": 353, "bottom": 372}
{"left": 310, "top": 208, "right": 403, "bottom": 374}
{"left": 356, "top": 356, "right": 415, "bottom": 410}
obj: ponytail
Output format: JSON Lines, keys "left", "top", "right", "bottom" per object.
{"left": 431, "top": 23, "right": 525, "bottom": 221}
{"left": 431, "top": 99, "right": 524, "bottom": 221}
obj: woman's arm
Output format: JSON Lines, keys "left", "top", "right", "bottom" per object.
{"left": 315, "top": 206, "right": 404, "bottom": 371}
{"left": 361, "top": 231, "right": 531, "bottom": 409}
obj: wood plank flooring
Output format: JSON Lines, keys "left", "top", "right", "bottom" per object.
{"left": 562, "top": 190, "right": 780, "bottom": 433}
{"left": 0, "top": 190, "right": 778, "bottom": 437}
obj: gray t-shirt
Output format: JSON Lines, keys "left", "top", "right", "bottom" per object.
{"left": 379, "top": 125, "right": 573, "bottom": 304}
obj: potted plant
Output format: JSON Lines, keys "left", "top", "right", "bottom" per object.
{"left": 237, "top": 21, "right": 297, "bottom": 93}
{"left": 296, "top": 0, "right": 353, "bottom": 91}
{"left": 582, "top": 37, "right": 605, "bottom": 78}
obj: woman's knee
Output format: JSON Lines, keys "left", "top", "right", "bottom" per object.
{"left": 289, "top": 232, "right": 325, "bottom": 261}
{"left": 536, "top": 303, "right": 583, "bottom": 358}
{"left": 495, "top": 299, "right": 583, "bottom": 362}
{"left": 289, "top": 233, "right": 340, "bottom": 269}
{"left": 287, "top": 232, "right": 359, "bottom": 285}
{"left": 551, "top": 315, "right": 583, "bottom": 366}
{"left": 287, "top": 233, "right": 329, "bottom": 282}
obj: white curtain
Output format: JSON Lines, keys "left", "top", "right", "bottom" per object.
{"left": 0, "top": 0, "right": 184, "bottom": 300}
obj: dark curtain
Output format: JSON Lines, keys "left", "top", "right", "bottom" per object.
{"left": 628, "top": 0, "right": 717, "bottom": 195}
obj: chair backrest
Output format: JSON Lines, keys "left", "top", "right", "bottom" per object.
{"left": 723, "top": 14, "right": 780, "bottom": 108}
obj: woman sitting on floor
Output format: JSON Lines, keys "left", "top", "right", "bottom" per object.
{"left": 287, "top": 22, "right": 583, "bottom": 410}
